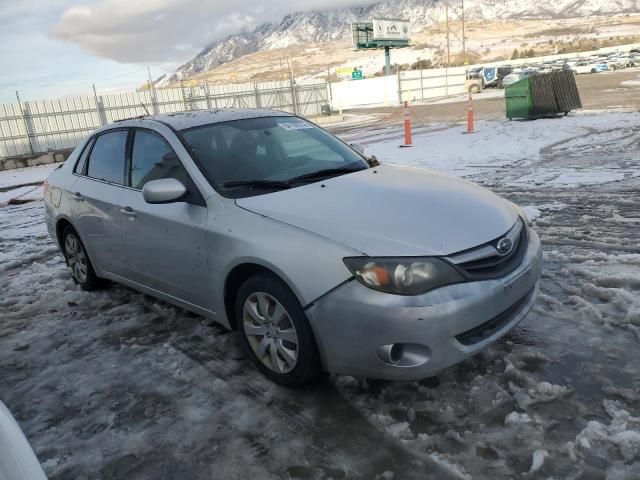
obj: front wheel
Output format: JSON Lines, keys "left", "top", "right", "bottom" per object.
{"left": 62, "top": 226, "right": 102, "bottom": 290}
{"left": 236, "top": 273, "right": 322, "bottom": 386}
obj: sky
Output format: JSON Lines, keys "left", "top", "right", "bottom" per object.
{"left": 0, "top": 0, "right": 373, "bottom": 104}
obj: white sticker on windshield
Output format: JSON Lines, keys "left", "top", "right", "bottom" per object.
{"left": 278, "top": 121, "right": 313, "bottom": 130}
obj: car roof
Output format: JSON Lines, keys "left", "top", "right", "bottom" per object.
{"left": 110, "top": 108, "right": 295, "bottom": 132}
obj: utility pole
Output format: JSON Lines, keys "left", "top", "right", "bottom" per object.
{"left": 445, "top": 0, "right": 451, "bottom": 67}
{"left": 444, "top": 0, "right": 451, "bottom": 96}
{"left": 461, "top": 0, "right": 467, "bottom": 66}
{"left": 385, "top": 46, "right": 391, "bottom": 76}
{"left": 327, "top": 67, "right": 333, "bottom": 107}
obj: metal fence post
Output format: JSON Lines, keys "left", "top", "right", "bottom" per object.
{"left": 211, "top": 83, "right": 219, "bottom": 109}
{"left": 254, "top": 83, "right": 262, "bottom": 109}
{"left": 180, "top": 81, "right": 191, "bottom": 111}
{"left": 397, "top": 70, "right": 402, "bottom": 104}
{"left": 420, "top": 69, "right": 425, "bottom": 101}
{"left": 92, "top": 84, "right": 107, "bottom": 126}
{"left": 15, "top": 91, "right": 35, "bottom": 154}
{"left": 288, "top": 59, "right": 298, "bottom": 115}
{"left": 202, "top": 80, "right": 213, "bottom": 110}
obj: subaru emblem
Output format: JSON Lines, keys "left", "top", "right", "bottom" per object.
{"left": 496, "top": 237, "right": 513, "bottom": 255}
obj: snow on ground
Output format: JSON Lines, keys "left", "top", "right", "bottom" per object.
{"left": 0, "top": 163, "right": 58, "bottom": 189}
{"left": 0, "top": 163, "right": 57, "bottom": 205}
{"left": 355, "top": 111, "right": 640, "bottom": 188}
{"left": 1, "top": 111, "right": 639, "bottom": 479}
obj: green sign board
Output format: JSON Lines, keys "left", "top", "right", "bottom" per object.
{"left": 352, "top": 70, "right": 363, "bottom": 80}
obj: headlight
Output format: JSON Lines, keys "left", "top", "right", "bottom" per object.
{"left": 343, "top": 257, "right": 464, "bottom": 295}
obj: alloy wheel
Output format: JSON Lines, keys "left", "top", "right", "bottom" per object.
{"left": 242, "top": 292, "right": 299, "bottom": 374}
{"left": 65, "top": 234, "right": 88, "bottom": 284}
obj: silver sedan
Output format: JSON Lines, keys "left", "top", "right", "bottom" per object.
{"left": 44, "top": 109, "right": 542, "bottom": 386}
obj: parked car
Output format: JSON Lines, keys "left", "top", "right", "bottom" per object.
{"left": 474, "top": 66, "right": 513, "bottom": 89}
{"left": 0, "top": 401, "right": 47, "bottom": 480}
{"left": 44, "top": 110, "right": 542, "bottom": 386}
{"left": 501, "top": 69, "right": 538, "bottom": 87}
{"left": 612, "top": 56, "right": 632, "bottom": 68}
{"left": 572, "top": 62, "right": 609, "bottom": 74}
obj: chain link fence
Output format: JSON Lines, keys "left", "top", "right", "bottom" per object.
{"left": 0, "top": 79, "right": 330, "bottom": 160}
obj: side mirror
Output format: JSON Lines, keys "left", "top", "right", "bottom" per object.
{"left": 142, "top": 178, "right": 187, "bottom": 204}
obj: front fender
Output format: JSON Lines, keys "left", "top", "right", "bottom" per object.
{"left": 206, "top": 201, "right": 359, "bottom": 326}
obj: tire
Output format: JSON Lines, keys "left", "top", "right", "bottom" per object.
{"left": 61, "top": 226, "right": 102, "bottom": 291}
{"left": 235, "top": 273, "right": 322, "bottom": 387}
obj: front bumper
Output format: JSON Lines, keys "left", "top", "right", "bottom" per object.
{"left": 306, "top": 229, "right": 543, "bottom": 381}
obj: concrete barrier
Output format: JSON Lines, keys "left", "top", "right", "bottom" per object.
{"left": 0, "top": 150, "right": 71, "bottom": 171}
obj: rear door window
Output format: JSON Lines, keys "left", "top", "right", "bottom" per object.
{"left": 74, "top": 137, "right": 95, "bottom": 175}
{"left": 86, "top": 130, "right": 128, "bottom": 184}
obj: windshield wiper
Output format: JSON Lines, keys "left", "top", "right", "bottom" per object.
{"left": 222, "top": 180, "right": 291, "bottom": 190}
{"left": 286, "top": 167, "right": 364, "bottom": 183}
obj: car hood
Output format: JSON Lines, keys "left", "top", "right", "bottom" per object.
{"left": 236, "top": 164, "right": 518, "bottom": 256}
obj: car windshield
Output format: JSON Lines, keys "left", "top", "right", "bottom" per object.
{"left": 180, "top": 116, "right": 368, "bottom": 197}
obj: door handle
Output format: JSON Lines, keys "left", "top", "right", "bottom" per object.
{"left": 120, "top": 206, "right": 137, "bottom": 218}
{"left": 72, "top": 192, "right": 84, "bottom": 202}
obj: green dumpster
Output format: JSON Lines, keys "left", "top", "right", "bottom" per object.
{"left": 505, "top": 70, "right": 582, "bottom": 120}
{"left": 505, "top": 78, "right": 532, "bottom": 120}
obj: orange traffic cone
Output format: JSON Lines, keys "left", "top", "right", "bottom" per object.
{"left": 466, "top": 93, "right": 474, "bottom": 134}
{"left": 401, "top": 101, "right": 412, "bottom": 147}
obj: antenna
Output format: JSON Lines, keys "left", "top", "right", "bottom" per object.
{"left": 140, "top": 103, "right": 150, "bottom": 116}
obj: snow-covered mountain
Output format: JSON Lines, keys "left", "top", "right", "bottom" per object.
{"left": 173, "top": 0, "right": 639, "bottom": 80}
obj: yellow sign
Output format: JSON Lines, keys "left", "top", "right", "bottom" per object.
{"left": 336, "top": 67, "right": 356, "bottom": 75}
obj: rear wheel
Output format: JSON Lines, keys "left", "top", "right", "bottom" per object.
{"left": 236, "top": 273, "right": 322, "bottom": 386}
{"left": 62, "top": 226, "right": 102, "bottom": 291}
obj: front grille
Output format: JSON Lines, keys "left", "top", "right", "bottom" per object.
{"left": 446, "top": 218, "right": 528, "bottom": 281}
{"left": 459, "top": 228, "right": 527, "bottom": 278}
{"left": 455, "top": 287, "right": 535, "bottom": 346}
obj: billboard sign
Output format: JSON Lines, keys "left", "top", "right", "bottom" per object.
{"left": 336, "top": 67, "right": 356, "bottom": 76}
{"left": 372, "top": 18, "right": 410, "bottom": 42}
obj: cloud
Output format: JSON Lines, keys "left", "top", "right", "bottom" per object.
{"left": 51, "top": 0, "right": 375, "bottom": 64}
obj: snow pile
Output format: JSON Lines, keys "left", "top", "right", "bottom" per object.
{"left": 427, "top": 453, "right": 471, "bottom": 480}
{"left": 570, "top": 400, "right": 640, "bottom": 473}
{"left": 522, "top": 205, "right": 542, "bottom": 222}
{"left": 513, "top": 380, "right": 572, "bottom": 410}
{"left": 529, "top": 449, "right": 548, "bottom": 473}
